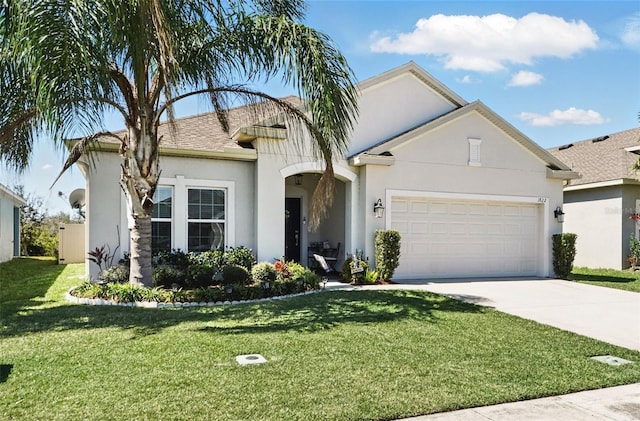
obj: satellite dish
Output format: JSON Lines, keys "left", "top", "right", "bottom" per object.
{"left": 68, "top": 188, "right": 86, "bottom": 209}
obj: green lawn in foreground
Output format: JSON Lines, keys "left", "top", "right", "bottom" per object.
{"left": 2, "top": 258, "right": 640, "bottom": 421}
{"left": 569, "top": 267, "right": 640, "bottom": 293}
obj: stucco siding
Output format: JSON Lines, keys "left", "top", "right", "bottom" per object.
{"left": 348, "top": 72, "right": 457, "bottom": 156}
{"left": 359, "top": 111, "right": 563, "bottom": 277}
{"left": 564, "top": 187, "right": 622, "bottom": 269}
{"left": 85, "top": 151, "right": 255, "bottom": 279}
{"left": 0, "top": 194, "right": 17, "bottom": 262}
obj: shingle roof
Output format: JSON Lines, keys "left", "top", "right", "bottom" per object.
{"left": 98, "top": 96, "right": 302, "bottom": 153}
{"left": 547, "top": 127, "right": 640, "bottom": 186}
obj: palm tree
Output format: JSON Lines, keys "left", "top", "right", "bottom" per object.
{"left": 0, "top": 0, "right": 358, "bottom": 287}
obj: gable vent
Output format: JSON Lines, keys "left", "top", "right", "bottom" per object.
{"left": 558, "top": 143, "right": 574, "bottom": 150}
{"left": 592, "top": 135, "right": 609, "bottom": 143}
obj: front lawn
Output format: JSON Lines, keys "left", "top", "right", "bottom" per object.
{"left": 2, "top": 258, "right": 640, "bottom": 421}
{"left": 569, "top": 267, "right": 640, "bottom": 293}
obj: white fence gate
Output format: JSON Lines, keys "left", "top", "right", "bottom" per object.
{"left": 58, "top": 223, "right": 85, "bottom": 264}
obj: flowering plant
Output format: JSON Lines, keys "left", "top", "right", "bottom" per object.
{"left": 274, "top": 258, "right": 291, "bottom": 280}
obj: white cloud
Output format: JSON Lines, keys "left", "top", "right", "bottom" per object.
{"left": 508, "top": 71, "right": 543, "bottom": 87}
{"left": 518, "top": 107, "right": 608, "bottom": 127}
{"left": 370, "top": 13, "right": 599, "bottom": 72}
{"left": 621, "top": 12, "right": 640, "bottom": 50}
{"left": 457, "top": 75, "right": 473, "bottom": 84}
{"left": 41, "top": 164, "right": 53, "bottom": 171}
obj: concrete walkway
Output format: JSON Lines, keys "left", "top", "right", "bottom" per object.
{"left": 399, "top": 383, "right": 640, "bottom": 421}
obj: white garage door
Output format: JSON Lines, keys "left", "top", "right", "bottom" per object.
{"left": 391, "top": 196, "right": 540, "bottom": 279}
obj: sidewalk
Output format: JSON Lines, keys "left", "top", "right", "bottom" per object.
{"left": 398, "top": 383, "right": 640, "bottom": 421}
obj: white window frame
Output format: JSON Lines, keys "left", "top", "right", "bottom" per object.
{"left": 151, "top": 185, "right": 174, "bottom": 251}
{"left": 186, "top": 187, "right": 227, "bottom": 252}
{"left": 155, "top": 176, "right": 235, "bottom": 252}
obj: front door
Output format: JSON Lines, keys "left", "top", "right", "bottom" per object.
{"left": 285, "top": 197, "right": 301, "bottom": 262}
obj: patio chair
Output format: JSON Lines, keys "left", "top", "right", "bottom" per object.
{"left": 313, "top": 254, "right": 333, "bottom": 273}
{"left": 322, "top": 242, "right": 340, "bottom": 272}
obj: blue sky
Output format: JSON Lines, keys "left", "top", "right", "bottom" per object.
{"left": 1, "top": 0, "right": 639, "bottom": 215}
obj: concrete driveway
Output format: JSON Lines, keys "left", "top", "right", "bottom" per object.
{"left": 383, "top": 278, "right": 640, "bottom": 350}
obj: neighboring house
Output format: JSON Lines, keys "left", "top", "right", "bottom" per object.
{"left": 75, "top": 62, "right": 577, "bottom": 280}
{"left": 548, "top": 127, "right": 640, "bottom": 269}
{"left": 0, "top": 184, "right": 26, "bottom": 263}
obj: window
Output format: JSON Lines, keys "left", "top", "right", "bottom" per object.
{"left": 468, "top": 138, "right": 482, "bottom": 167}
{"left": 151, "top": 186, "right": 173, "bottom": 252}
{"left": 187, "top": 188, "right": 225, "bottom": 252}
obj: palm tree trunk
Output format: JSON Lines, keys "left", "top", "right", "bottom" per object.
{"left": 129, "top": 213, "right": 153, "bottom": 287}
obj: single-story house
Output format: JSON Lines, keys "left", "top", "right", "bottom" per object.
{"left": 75, "top": 62, "right": 577, "bottom": 280}
{"left": 0, "top": 183, "right": 26, "bottom": 263}
{"left": 548, "top": 127, "right": 640, "bottom": 269}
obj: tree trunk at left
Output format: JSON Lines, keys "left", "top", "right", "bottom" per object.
{"left": 129, "top": 213, "right": 153, "bottom": 287}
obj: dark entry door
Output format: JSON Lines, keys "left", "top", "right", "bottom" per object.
{"left": 285, "top": 197, "right": 301, "bottom": 262}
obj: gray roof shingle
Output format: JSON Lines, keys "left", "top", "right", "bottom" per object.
{"left": 547, "top": 127, "right": 640, "bottom": 186}
{"left": 99, "top": 96, "right": 302, "bottom": 153}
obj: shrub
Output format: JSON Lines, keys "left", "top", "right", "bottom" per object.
{"left": 342, "top": 258, "right": 353, "bottom": 282}
{"left": 152, "top": 265, "right": 185, "bottom": 288}
{"left": 185, "top": 264, "right": 215, "bottom": 288}
{"left": 225, "top": 246, "right": 256, "bottom": 271}
{"left": 629, "top": 234, "right": 640, "bottom": 266}
{"left": 349, "top": 258, "right": 368, "bottom": 284}
{"left": 552, "top": 233, "right": 577, "bottom": 279}
{"left": 251, "top": 262, "right": 277, "bottom": 284}
{"left": 189, "top": 250, "right": 226, "bottom": 272}
{"left": 364, "top": 270, "right": 379, "bottom": 285}
{"left": 274, "top": 258, "right": 292, "bottom": 280}
{"left": 222, "top": 264, "right": 250, "bottom": 285}
{"left": 302, "top": 270, "right": 320, "bottom": 290}
{"left": 99, "top": 265, "right": 129, "bottom": 284}
{"left": 154, "top": 249, "right": 190, "bottom": 270}
{"left": 375, "top": 230, "right": 401, "bottom": 281}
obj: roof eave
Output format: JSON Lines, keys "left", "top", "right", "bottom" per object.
{"left": 348, "top": 153, "right": 396, "bottom": 167}
{"left": 233, "top": 126, "right": 288, "bottom": 143}
{"left": 546, "top": 168, "right": 581, "bottom": 180}
{"left": 564, "top": 178, "right": 640, "bottom": 191}
{"left": 0, "top": 184, "right": 26, "bottom": 205}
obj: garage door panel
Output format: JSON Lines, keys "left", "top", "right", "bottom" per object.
{"left": 392, "top": 197, "right": 540, "bottom": 279}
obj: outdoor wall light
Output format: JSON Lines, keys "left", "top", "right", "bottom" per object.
{"left": 554, "top": 206, "right": 565, "bottom": 223}
{"left": 294, "top": 174, "right": 303, "bottom": 185}
{"left": 374, "top": 198, "right": 385, "bottom": 218}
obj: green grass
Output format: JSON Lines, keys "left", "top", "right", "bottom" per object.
{"left": 569, "top": 267, "right": 640, "bottom": 293}
{"left": 2, "top": 258, "right": 640, "bottom": 421}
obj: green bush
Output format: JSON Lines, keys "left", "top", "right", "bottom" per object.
{"left": 154, "top": 249, "right": 190, "bottom": 270}
{"left": 629, "top": 234, "right": 640, "bottom": 266}
{"left": 375, "top": 230, "right": 401, "bottom": 281}
{"left": 342, "top": 257, "right": 369, "bottom": 283}
{"left": 552, "top": 233, "right": 577, "bottom": 279}
{"left": 188, "top": 250, "right": 225, "bottom": 271}
{"left": 341, "top": 258, "right": 353, "bottom": 282}
{"left": 225, "top": 246, "right": 256, "bottom": 271}
{"left": 99, "top": 265, "right": 129, "bottom": 283}
{"left": 364, "top": 270, "right": 379, "bottom": 285}
{"left": 251, "top": 262, "right": 277, "bottom": 284}
{"left": 185, "top": 264, "right": 215, "bottom": 288}
{"left": 152, "top": 265, "right": 185, "bottom": 288}
{"left": 301, "top": 270, "right": 320, "bottom": 290}
{"left": 222, "top": 264, "right": 250, "bottom": 285}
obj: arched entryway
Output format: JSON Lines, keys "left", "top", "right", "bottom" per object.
{"left": 281, "top": 163, "right": 357, "bottom": 271}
